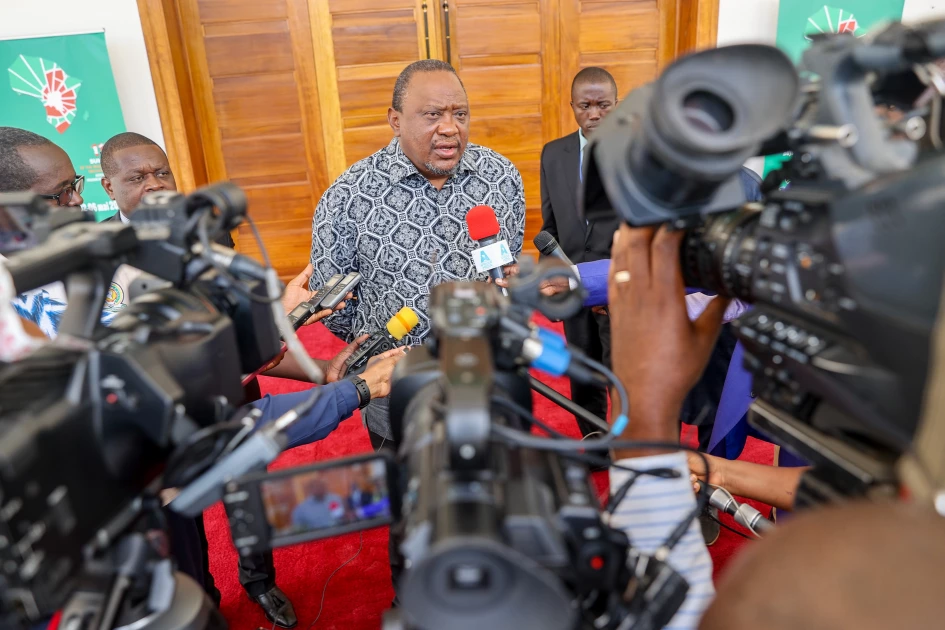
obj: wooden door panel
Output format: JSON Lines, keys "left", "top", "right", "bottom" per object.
{"left": 182, "top": 0, "right": 329, "bottom": 279}
{"left": 213, "top": 73, "right": 302, "bottom": 139}
{"left": 331, "top": 10, "right": 421, "bottom": 66}
{"left": 198, "top": 0, "right": 287, "bottom": 23}
{"left": 452, "top": 4, "right": 542, "bottom": 56}
{"left": 343, "top": 125, "right": 395, "bottom": 165}
{"left": 204, "top": 32, "right": 296, "bottom": 77}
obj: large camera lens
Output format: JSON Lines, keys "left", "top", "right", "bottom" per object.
{"left": 581, "top": 45, "right": 798, "bottom": 227}
{"left": 680, "top": 206, "right": 762, "bottom": 299}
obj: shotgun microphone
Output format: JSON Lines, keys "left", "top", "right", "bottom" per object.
{"left": 533, "top": 231, "right": 575, "bottom": 267}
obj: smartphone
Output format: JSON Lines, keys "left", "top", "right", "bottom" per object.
{"left": 286, "top": 273, "right": 343, "bottom": 330}
{"left": 319, "top": 271, "right": 361, "bottom": 310}
{"left": 223, "top": 451, "right": 399, "bottom": 556}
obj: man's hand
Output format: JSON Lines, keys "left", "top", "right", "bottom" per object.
{"left": 608, "top": 224, "right": 729, "bottom": 455}
{"left": 325, "top": 334, "right": 370, "bottom": 383}
{"left": 490, "top": 263, "right": 521, "bottom": 288}
{"left": 281, "top": 264, "right": 352, "bottom": 325}
{"left": 687, "top": 451, "right": 727, "bottom": 493}
{"left": 360, "top": 347, "right": 409, "bottom": 399}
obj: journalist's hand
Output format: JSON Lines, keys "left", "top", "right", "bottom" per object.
{"left": 325, "top": 334, "right": 370, "bottom": 383}
{"left": 282, "top": 264, "right": 351, "bottom": 325}
{"left": 687, "top": 451, "right": 727, "bottom": 493}
{"left": 491, "top": 264, "right": 521, "bottom": 288}
{"left": 360, "top": 347, "right": 409, "bottom": 399}
{"left": 608, "top": 224, "right": 729, "bottom": 453}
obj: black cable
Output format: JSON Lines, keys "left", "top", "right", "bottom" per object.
{"left": 708, "top": 511, "right": 754, "bottom": 541}
{"left": 573, "top": 353, "right": 628, "bottom": 421}
{"left": 490, "top": 426, "right": 710, "bottom": 551}
{"left": 307, "top": 531, "right": 364, "bottom": 629}
{"left": 490, "top": 395, "right": 568, "bottom": 439}
{"left": 489, "top": 396, "right": 679, "bottom": 480}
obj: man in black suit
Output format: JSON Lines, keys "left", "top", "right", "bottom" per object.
{"left": 99, "top": 132, "right": 298, "bottom": 628}
{"left": 539, "top": 68, "right": 621, "bottom": 436}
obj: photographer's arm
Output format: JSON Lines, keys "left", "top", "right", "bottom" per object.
{"left": 606, "top": 224, "right": 730, "bottom": 629}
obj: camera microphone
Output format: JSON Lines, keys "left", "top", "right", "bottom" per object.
{"left": 342, "top": 306, "right": 420, "bottom": 376}
{"left": 466, "top": 205, "right": 513, "bottom": 286}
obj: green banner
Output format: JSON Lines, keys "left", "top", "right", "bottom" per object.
{"left": 0, "top": 32, "right": 126, "bottom": 220}
{"left": 763, "top": 1, "right": 906, "bottom": 178}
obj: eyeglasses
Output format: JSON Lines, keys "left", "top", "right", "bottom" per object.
{"left": 39, "top": 174, "right": 85, "bottom": 206}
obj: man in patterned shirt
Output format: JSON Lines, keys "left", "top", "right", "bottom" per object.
{"left": 309, "top": 59, "right": 526, "bottom": 449}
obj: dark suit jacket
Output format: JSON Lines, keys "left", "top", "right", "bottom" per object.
{"left": 539, "top": 131, "right": 620, "bottom": 264}
{"left": 103, "top": 210, "right": 235, "bottom": 248}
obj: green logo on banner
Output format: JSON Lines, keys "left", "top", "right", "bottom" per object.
{"left": 804, "top": 6, "right": 866, "bottom": 39}
{"left": 8, "top": 55, "right": 82, "bottom": 134}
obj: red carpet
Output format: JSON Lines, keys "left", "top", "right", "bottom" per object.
{"left": 203, "top": 318, "right": 773, "bottom": 629}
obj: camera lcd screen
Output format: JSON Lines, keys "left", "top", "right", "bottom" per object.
{"left": 260, "top": 456, "right": 393, "bottom": 545}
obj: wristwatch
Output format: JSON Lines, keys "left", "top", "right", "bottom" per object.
{"left": 348, "top": 375, "right": 372, "bottom": 409}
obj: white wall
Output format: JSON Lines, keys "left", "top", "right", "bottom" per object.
{"left": 0, "top": 1, "right": 165, "bottom": 148}
{"left": 718, "top": 0, "right": 945, "bottom": 47}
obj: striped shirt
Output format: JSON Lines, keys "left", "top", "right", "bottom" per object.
{"left": 610, "top": 452, "right": 715, "bottom": 629}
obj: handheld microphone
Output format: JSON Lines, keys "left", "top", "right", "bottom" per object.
{"left": 342, "top": 306, "right": 420, "bottom": 376}
{"left": 465, "top": 205, "right": 513, "bottom": 285}
{"left": 533, "top": 231, "right": 575, "bottom": 267}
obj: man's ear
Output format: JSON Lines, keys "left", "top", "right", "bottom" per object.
{"left": 388, "top": 107, "right": 401, "bottom": 137}
{"left": 101, "top": 176, "right": 116, "bottom": 200}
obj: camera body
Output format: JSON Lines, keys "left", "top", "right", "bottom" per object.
{"left": 583, "top": 20, "right": 945, "bottom": 503}
{"left": 0, "top": 185, "right": 281, "bottom": 626}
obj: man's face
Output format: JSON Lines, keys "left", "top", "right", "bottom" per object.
{"left": 571, "top": 81, "right": 618, "bottom": 137}
{"left": 102, "top": 144, "right": 176, "bottom": 214}
{"left": 19, "top": 144, "right": 83, "bottom": 207}
{"left": 308, "top": 479, "right": 327, "bottom": 500}
{"left": 389, "top": 71, "right": 470, "bottom": 180}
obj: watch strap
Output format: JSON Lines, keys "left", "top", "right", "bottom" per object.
{"left": 349, "top": 375, "right": 372, "bottom": 409}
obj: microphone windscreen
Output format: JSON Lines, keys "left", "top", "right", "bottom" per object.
{"left": 465, "top": 205, "right": 501, "bottom": 240}
{"left": 386, "top": 306, "right": 420, "bottom": 340}
{"left": 533, "top": 231, "right": 558, "bottom": 256}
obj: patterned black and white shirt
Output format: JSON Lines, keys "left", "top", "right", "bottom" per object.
{"left": 309, "top": 138, "right": 525, "bottom": 345}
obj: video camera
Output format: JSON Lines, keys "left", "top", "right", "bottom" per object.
{"left": 0, "top": 184, "right": 286, "bottom": 629}
{"left": 583, "top": 19, "right": 945, "bottom": 506}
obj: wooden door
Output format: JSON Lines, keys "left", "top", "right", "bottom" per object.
{"left": 310, "top": 0, "right": 438, "bottom": 182}
{"left": 437, "top": 0, "right": 560, "bottom": 251}
{"left": 146, "top": 0, "right": 331, "bottom": 280}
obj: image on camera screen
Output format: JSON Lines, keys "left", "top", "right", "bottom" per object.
{"left": 260, "top": 459, "right": 391, "bottom": 538}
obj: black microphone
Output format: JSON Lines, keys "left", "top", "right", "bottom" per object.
{"left": 533, "top": 231, "right": 575, "bottom": 267}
